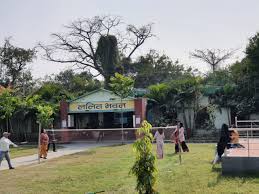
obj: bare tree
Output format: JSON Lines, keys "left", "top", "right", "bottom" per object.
{"left": 190, "top": 49, "right": 235, "bottom": 72}
{"left": 39, "top": 15, "right": 154, "bottom": 83}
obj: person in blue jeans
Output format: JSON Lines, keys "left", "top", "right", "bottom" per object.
{"left": 0, "top": 132, "right": 18, "bottom": 169}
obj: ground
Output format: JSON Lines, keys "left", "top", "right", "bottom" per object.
{"left": 0, "top": 144, "right": 259, "bottom": 194}
{"left": 10, "top": 145, "right": 38, "bottom": 158}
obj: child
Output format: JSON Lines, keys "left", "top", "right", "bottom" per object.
{"left": 154, "top": 128, "right": 165, "bottom": 159}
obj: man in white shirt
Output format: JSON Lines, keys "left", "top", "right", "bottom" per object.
{"left": 0, "top": 132, "right": 18, "bottom": 169}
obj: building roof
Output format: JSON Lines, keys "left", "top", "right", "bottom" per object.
{"left": 68, "top": 88, "right": 135, "bottom": 103}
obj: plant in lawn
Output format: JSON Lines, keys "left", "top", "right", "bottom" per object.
{"left": 131, "top": 120, "right": 157, "bottom": 194}
{"left": 109, "top": 73, "right": 134, "bottom": 143}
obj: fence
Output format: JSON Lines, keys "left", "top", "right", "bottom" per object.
{"left": 230, "top": 117, "right": 259, "bottom": 157}
{"left": 45, "top": 126, "right": 177, "bottom": 144}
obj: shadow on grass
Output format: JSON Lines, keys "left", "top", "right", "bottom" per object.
{"left": 209, "top": 164, "right": 259, "bottom": 188}
{"left": 70, "top": 150, "right": 96, "bottom": 157}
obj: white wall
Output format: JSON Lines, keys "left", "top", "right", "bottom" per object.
{"left": 213, "top": 108, "right": 230, "bottom": 129}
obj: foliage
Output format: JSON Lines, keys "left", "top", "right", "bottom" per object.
{"left": 245, "top": 32, "right": 259, "bottom": 73}
{"left": 0, "top": 89, "right": 21, "bottom": 131}
{"left": 96, "top": 35, "right": 120, "bottom": 87}
{"left": 147, "top": 83, "right": 169, "bottom": 104}
{"left": 54, "top": 69, "right": 101, "bottom": 96}
{"left": 35, "top": 104, "right": 54, "bottom": 128}
{"left": 109, "top": 73, "right": 135, "bottom": 99}
{"left": 147, "top": 76, "right": 201, "bottom": 128}
{"left": 131, "top": 120, "right": 157, "bottom": 194}
{"left": 203, "top": 69, "right": 233, "bottom": 86}
{"left": 35, "top": 82, "right": 71, "bottom": 103}
{"left": 0, "top": 38, "right": 36, "bottom": 86}
{"left": 124, "top": 50, "right": 189, "bottom": 88}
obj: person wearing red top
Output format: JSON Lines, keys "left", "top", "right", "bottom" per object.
{"left": 40, "top": 129, "right": 49, "bottom": 159}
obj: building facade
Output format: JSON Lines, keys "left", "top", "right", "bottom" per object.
{"left": 60, "top": 89, "right": 147, "bottom": 129}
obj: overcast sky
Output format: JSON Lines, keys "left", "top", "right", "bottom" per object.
{"left": 1, "top": 0, "right": 259, "bottom": 78}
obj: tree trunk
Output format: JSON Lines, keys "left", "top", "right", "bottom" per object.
{"left": 104, "top": 75, "right": 111, "bottom": 89}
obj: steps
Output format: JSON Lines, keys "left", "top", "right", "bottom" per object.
{"left": 187, "top": 129, "right": 219, "bottom": 143}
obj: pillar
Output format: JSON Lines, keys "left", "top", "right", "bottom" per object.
{"left": 60, "top": 99, "right": 69, "bottom": 142}
{"left": 134, "top": 98, "right": 147, "bottom": 127}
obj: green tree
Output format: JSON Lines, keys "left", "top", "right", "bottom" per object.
{"left": 246, "top": 32, "right": 259, "bottom": 73}
{"left": 0, "top": 38, "right": 36, "bottom": 86}
{"left": 36, "top": 82, "right": 72, "bottom": 103}
{"left": 124, "top": 50, "right": 187, "bottom": 88}
{"left": 110, "top": 73, "right": 134, "bottom": 142}
{"left": 131, "top": 120, "right": 157, "bottom": 194}
{"left": 0, "top": 89, "right": 21, "bottom": 132}
{"left": 55, "top": 69, "right": 101, "bottom": 96}
{"left": 96, "top": 35, "right": 120, "bottom": 87}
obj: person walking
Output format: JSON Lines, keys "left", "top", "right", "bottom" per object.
{"left": 0, "top": 132, "right": 18, "bottom": 169}
{"left": 178, "top": 122, "right": 189, "bottom": 152}
{"left": 40, "top": 129, "right": 49, "bottom": 159}
{"left": 154, "top": 128, "right": 165, "bottom": 159}
{"left": 47, "top": 125, "right": 57, "bottom": 152}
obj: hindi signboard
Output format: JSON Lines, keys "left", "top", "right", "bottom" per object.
{"left": 69, "top": 100, "right": 135, "bottom": 113}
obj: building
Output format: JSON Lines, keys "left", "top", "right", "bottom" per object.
{"left": 60, "top": 88, "right": 147, "bottom": 129}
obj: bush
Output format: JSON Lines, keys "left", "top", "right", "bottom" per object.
{"left": 131, "top": 120, "right": 157, "bottom": 194}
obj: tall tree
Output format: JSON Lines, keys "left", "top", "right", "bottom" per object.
{"left": 0, "top": 38, "right": 36, "bottom": 86}
{"left": 190, "top": 49, "right": 235, "bottom": 72}
{"left": 96, "top": 35, "right": 120, "bottom": 87}
{"left": 245, "top": 32, "right": 259, "bottom": 74}
{"left": 39, "top": 15, "right": 153, "bottom": 86}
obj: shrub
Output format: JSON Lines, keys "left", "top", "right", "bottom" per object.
{"left": 131, "top": 120, "right": 157, "bottom": 194}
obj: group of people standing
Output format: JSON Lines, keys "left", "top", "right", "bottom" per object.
{"left": 154, "top": 121, "right": 189, "bottom": 159}
{"left": 0, "top": 127, "right": 57, "bottom": 170}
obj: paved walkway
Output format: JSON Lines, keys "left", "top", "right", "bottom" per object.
{"left": 0, "top": 143, "right": 114, "bottom": 171}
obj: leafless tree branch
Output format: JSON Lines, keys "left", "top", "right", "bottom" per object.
{"left": 190, "top": 49, "right": 236, "bottom": 72}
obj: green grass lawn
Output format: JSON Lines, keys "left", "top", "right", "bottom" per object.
{"left": 9, "top": 145, "right": 38, "bottom": 158}
{"left": 1, "top": 143, "right": 259, "bottom": 194}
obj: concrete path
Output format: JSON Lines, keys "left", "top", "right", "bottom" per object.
{"left": 0, "top": 143, "right": 114, "bottom": 171}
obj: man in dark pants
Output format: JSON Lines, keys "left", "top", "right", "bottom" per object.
{"left": 47, "top": 126, "right": 57, "bottom": 152}
{"left": 0, "top": 132, "right": 18, "bottom": 169}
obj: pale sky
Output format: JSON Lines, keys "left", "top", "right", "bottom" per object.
{"left": 1, "top": 0, "right": 259, "bottom": 78}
